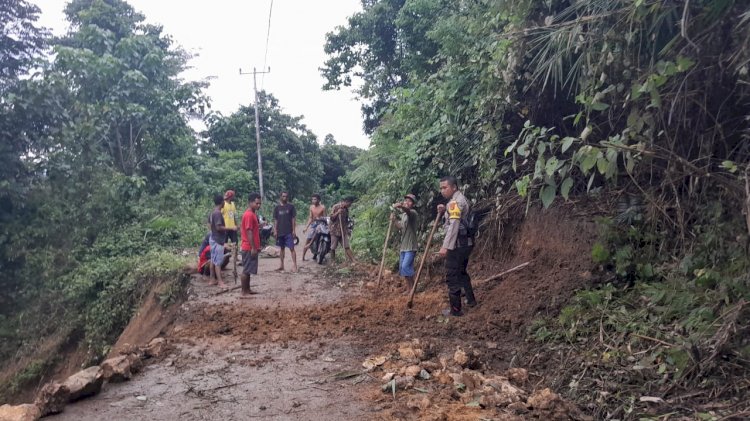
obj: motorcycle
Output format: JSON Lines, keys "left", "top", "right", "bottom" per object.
{"left": 259, "top": 216, "right": 274, "bottom": 247}
{"left": 310, "top": 217, "right": 331, "bottom": 264}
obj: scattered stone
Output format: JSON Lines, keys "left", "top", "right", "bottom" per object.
{"left": 144, "top": 338, "right": 166, "bottom": 358}
{"left": 62, "top": 366, "right": 104, "bottom": 401}
{"left": 382, "top": 377, "right": 413, "bottom": 394}
{"left": 527, "top": 388, "right": 560, "bottom": 410}
{"left": 362, "top": 355, "right": 388, "bottom": 371}
{"left": 398, "top": 343, "right": 424, "bottom": 361}
{"left": 418, "top": 369, "right": 431, "bottom": 380}
{"left": 453, "top": 348, "right": 469, "bottom": 367}
{"left": 34, "top": 382, "right": 69, "bottom": 417}
{"left": 260, "top": 246, "right": 279, "bottom": 258}
{"left": 460, "top": 371, "right": 482, "bottom": 391}
{"left": 365, "top": 282, "right": 376, "bottom": 289}
{"left": 381, "top": 372, "right": 395, "bottom": 382}
{"left": 438, "top": 356, "right": 450, "bottom": 369}
{"left": 435, "top": 370, "right": 453, "bottom": 385}
{"left": 135, "top": 395, "right": 147, "bottom": 402}
{"left": 506, "top": 367, "right": 528, "bottom": 384}
{"left": 397, "top": 375, "right": 414, "bottom": 388}
{"left": 448, "top": 372, "right": 464, "bottom": 387}
{"left": 525, "top": 386, "right": 583, "bottom": 418}
{"left": 0, "top": 404, "right": 41, "bottom": 421}
{"left": 485, "top": 376, "right": 526, "bottom": 403}
{"left": 404, "top": 365, "right": 421, "bottom": 378}
{"left": 270, "top": 333, "right": 281, "bottom": 342}
{"left": 117, "top": 343, "right": 139, "bottom": 356}
{"left": 101, "top": 355, "right": 132, "bottom": 382}
{"left": 485, "top": 341, "right": 498, "bottom": 349}
{"left": 421, "top": 361, "right": 440, "bottom": 371}
{"left": 126, "top": 353, "right": 143, "bottom": 374}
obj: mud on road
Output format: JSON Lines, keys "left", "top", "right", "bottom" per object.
{"left": 51, "top": 240, "right": 377, "bottom": 421}
{"left": 50, "top": 212, "right": 593, "bottom": 421}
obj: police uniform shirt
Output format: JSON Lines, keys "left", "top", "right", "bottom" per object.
{"left": 441, "top": 190, "right": 471, "bottom": 250}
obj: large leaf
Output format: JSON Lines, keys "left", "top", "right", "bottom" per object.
{"left": 580, "top": 148, "right": 598, "bottom": 173}
{"left": 561, "top": 177, "right": 574, "bottom": 200}
{"left": 561, "top": 137, "right": 575, "bottom": 153}
{"left": 545, "top": 157, "right": 561, "bottom": 177}
{"left": 540, "top": 183, "right": 556, "bottom": 208}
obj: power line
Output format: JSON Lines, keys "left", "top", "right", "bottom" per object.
{"left": 261, "top": 0, "right": 274, "bottom": 88}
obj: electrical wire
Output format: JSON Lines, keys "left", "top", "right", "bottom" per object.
{"left": 261, "top": 0, "right": 274, "bottom": 88}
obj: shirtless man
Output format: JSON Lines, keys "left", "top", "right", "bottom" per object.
{"left": 302, "top": 194, "right": 327, "bottom": 261}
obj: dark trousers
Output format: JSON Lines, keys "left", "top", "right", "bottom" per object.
{"left": 445, "top": 245, "right": 475, "bottom": 313}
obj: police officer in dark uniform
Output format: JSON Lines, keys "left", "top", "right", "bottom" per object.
{"left": 437, "top": 176, "right": 476, "bottom": 316}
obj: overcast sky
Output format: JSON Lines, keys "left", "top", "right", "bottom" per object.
{"left": 34, "top": 0, "right": 370, "bottom": 149}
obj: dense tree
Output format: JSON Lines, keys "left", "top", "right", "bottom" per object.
{"left": 0, "top": 0, "right": 360, "bottom": 401}
{"left": 0, "top": 0, "right": 48, "bottom": 214}
{"left": 204, "top": 92, "right": 323, "bottom": 200}
{"left": 50, "top": 0, "right": 207, "bottom": 180}
{"left": 329, "top": 0, "right": 750, "bottom": 415}
{"left": 320, "top": 0, "right": 450, "bottom": 133}
{"left": 319, "top": 134, "right": 363, "bottom": 188}
{"left": 0, "top": 0, "right": 47, "bottom": 92}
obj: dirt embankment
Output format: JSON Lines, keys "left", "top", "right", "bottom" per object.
{"left": 0, "top": 274, "right": 188, "bottom": 406}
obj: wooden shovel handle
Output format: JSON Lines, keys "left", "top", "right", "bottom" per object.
{"left": 338, "top": 213, "right": 347, "bottom": 248}
{"left": 376, "top": 216, "right": 395, "bottom": 288}
{"left": 407, "top": 212, "right": 441, "bottom": 307}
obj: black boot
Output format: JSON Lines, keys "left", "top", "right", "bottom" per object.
{"left": 464, "top": 286, "right": 477, "bottom": 307}
{"left": 449, "top": 291, "right": 463, "bottom": 316}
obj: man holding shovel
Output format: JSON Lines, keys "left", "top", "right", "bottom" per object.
{"left": 437, "top": 176, "right": 476, "bottom": 316}
{"left": 391, "top": 194, "right": 419, "bottom": 292}
{"left": 329, "top": 196, "right": 356, "bottom": 264}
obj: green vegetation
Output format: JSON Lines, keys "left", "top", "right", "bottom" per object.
{"left": 2, "top": 0, "right": 749, "bottom": 415}
{"left": 323, "top": 0, "right": 750, "bottom": 416}
{"left": 0, "top": 0, "right": 361, "bottom": 397}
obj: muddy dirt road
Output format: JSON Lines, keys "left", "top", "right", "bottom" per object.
{"left": 47, "top": 213, "right": 591, "bottom": 421}
{"left": 51, "top": 228, "right": 375, "bottom": 421}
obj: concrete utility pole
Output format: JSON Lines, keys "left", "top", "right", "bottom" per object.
{"left": 240, "top": 67, "right": 271, "bottom": 200}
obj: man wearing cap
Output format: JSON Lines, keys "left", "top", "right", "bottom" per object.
{"left": 391, "top": 194, "right": 419, "bottom": 292}
{"left": 329, "top": 196, "right": 357, "bottom": 264}
{"left": 436, "top": 176, "right": 476, "bottom": 316}
{"left": 222, "top": 190, "right": 239, "bottom": 245}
